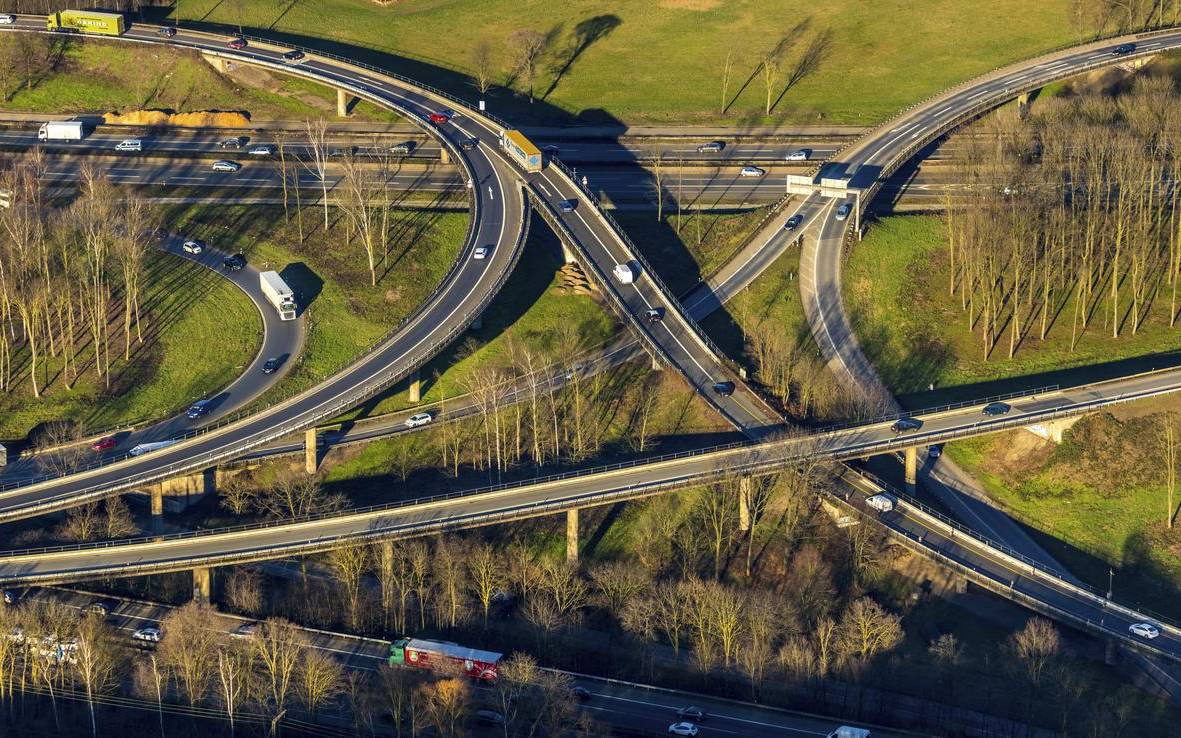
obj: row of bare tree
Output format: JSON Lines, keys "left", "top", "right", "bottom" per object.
{"left": 943, "top": 78, "right": 1181, "bottom": 359}
{"left": 0, "top": 152, "right": 157, "bottom": 398}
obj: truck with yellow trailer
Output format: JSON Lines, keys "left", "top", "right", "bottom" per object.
{"left": 47, "top": 10, "right": 125, "bottom": 36}
{"left": 499, "top": 129, "right": 544, "bottom": 173}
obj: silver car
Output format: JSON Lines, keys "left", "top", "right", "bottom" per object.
{"left": 211, "top": 160, "right": 241, "bottom": 173}
{"left": 739, "top": 165, "right": 765, "bottom": 177}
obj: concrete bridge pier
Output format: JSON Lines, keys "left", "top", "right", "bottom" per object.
{"left": 336, "top": 89, "right": 354, "bottom": 118}
{"left": 1026, "top": 415, "right": 1085, "bottom": 444}
{"left": 566, "top": 508, "right": 580, "bottom": 563}
{"left": 904, "top": 446, "right": 918, "bottom": 495}
{"left": 738, "top": 477, "right": 752, "bottom": 532}
{"left": 150, "top": 486, "right": 164, "bottom": 535}
{"left": 192, "top": 566, "right": 214, "bottom": 604}
{"left": 408, "top": 370, "right": 422, "bottom": 403}
{"left": 440, "top": 146, "right": 451, "bottom": 165}
{"left": 305, "top": 428, "right": 319, "bottom": 474}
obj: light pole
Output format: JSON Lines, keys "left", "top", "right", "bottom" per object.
{"left": 1107, "top": 567, "right": 1114, "bottom": 599}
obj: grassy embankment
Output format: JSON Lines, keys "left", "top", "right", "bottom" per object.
{"left": 3, "top": 39, "right": 397, "bottom": 121}
{"left": 844, "top": 215, "right": 1181, "bottom": 406}
{"left": 174, "top": 0, "right": 1083, "bottom": 126}
{"left": 0, "top": 251, "right": 260, "bottom": 439}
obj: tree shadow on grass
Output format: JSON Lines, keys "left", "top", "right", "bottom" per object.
{"left": 541, "top": 14, "right": 622, "bottom": 102}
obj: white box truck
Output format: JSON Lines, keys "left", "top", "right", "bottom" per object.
{"left": 38, "top": 121, "right": 85, "bottom": 142}
{"left": 826, "top": 728, "right": 870, "bottom": 738}
{"left": 259, "top": 271, "right": 297, "bottom": 321}
{"left": 613, "top": 262, "right": 637, "bottom": 284}
{"left": 865, "top": 493, "right": 897, "bottom": 513}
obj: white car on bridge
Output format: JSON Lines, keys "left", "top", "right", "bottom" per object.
{"left": 1129, "top": 622, "right": 1160, "bottom": 639}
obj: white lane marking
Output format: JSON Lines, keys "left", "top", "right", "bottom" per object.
{"left": 488, "top": 185, "right": 495, "bottom": 200}
{"left": 537, "top": 182, "right": 553, "bottom": 197}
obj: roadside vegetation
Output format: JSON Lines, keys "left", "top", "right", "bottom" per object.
{"left": 0, "top": 154, "right": 260, "bottom": 441}
{"left": 0, "top": 33, "right": 397, "bottom": 121}
{"left": 947, "top": 396, "right": 1181, "bottom": 620}
{"left": 171, "top": 0, "right": 1101, "bottom": 126}
{"left": 847, "top": 80, "right": 1181, "bottom": 403}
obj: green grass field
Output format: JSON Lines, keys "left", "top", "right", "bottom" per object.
{"left": 171, "top": 0, "right": 1084, "bottom": 126}
{"left": 844, "top": 216, "right": 1181, "bottom": 404}
{"left": 3, "top": 38, "right": 396, "bottom": 121}
{"left": 946, "top": 405, "right": 1181, "bottom": 619}
{"left": 162, "top": 204, "right": 466, "bottom": 395}
{"left": 0, "top": 250, "right": 260, "bottom": 439}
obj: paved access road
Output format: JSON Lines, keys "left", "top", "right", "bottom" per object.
{"left": 0, "top": 17, "right": 526, "bottom": 520}
{"left": 6, "top": 586, "right": 898, "bottom": 738}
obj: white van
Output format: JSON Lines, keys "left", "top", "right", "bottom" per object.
{"left": 613, "top": 262, "right": 637, "bottom": 284}
{"left": 115, "top": 138, "right": 142, "bottom": 152}
{"left": 865, "top": 494, "right": 897, "bottom": 513}
{"left": 826, "top": 728, "right": 869, "bottom": 738}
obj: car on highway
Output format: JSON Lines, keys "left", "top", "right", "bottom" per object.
{"left": 428, "top": 112, "right": 450, "bottom": 125}
{"left": 227, "top": 36, "right": 247, "bottom": 50}
{"left": 739, "top": 165, "right": 765, "bottom": 177}
{"left": 675, "top": 706, "right": 706, "bottom": 721}
{"left": 262, "top": 357, "right": 280, "bottom": 374}
{"left": 982, "top": 401, "right": 1011, "bottom": 416}
{"left": 222, "top": 253, "right": 246, "bottom": 271}
{"left": 115, "top": 138, "right": 142, "bottom": 152}
{"left": 247, "top": 144, "right": 275, "bottom": 156}
{"left": 866, "top": 493, "right": 898, "bottom": 513}
{"left": 0, "top": 14, "right": 15, "bottom": 23}
{"left": 835, "top": 202, "right": 853, "bottom": 221}
{"left": 230, "top": 621, "right": 259, "bottom": 639}
{"left": 186, "top": 399, "right": 211, "bottom": 419}
{"left": 282, "top": 49, "right": 306, "bottom": 63}
{"left": 668, "top": 723, "right": 699, "bottom": 737}
{"left": 473, "top": 246, "right": 491, "bottom": 260}
{"left": 132, "top": 627, "right": 161, "bottom": 643}
{"left": 1112, "top": 42, "right": 1137, "bottom": 56}
{"left": 328, "top": 145, "right": 357, "bottom": 157}
{"left": 712, "top": 381, "right": 735, "bottom": 397}
{"left": 696, "top": 141, "right": 724, "bottom": 153}
{"left": 91, "top": 436, "right": 117, "bottom": 452}
{"left": 405, "top": 412, "right": 433, "bottom": 428}
{"left": 928, "top": 444, "right": 942, "bottom": 458}
{"left": 220, "top": 136, "right": 246, "bottom": 149}
{"left": 460, "top": 137, "right": 479, "bottom": 150}
{"left": 1129, "top": 622, "right": 1160, "bottom": 639}
{"left": 84, "top": 600, "right": 116, "bottom": 617}
{"left": 2, "top": 590, "right": 19, "bottom": 605}
{"left": 389, "top": 142, "right": 414, "bottom": 155}
{"left": 784, "top": 213, "right": 804, "bottom": 231}
{"left": 613, "top": 262, "right": 637, "bottom": 284}
{"left": 571, "top": 686, "right": 591, "bottom": 701}
{"left": 559, "top": 199, "right": 577, "bottom": 213}
{"left": 211, "top": 160, "right": 241, "bottom": 173}
{"left": 157, "top": 26, "right": 176, "bottom": 38}
{"left": 645, "top": 308, "right": 663, "bottom": 324}
{"left": 890, "top": 417, "right": 922, "bottom": 434}
{"left": 182, "top": 239, "right": 205, "bottom": 254}
{"left": 786, "top": 149, "right": 810, "bottom": 161}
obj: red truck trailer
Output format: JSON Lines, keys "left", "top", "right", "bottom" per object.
{"left": 388, "top": 638, "right": 502, "bottom": 681}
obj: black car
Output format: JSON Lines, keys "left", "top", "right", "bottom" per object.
{"left": 676, "top": 706, "right": 706, "bottom": 722}
{"left": 84, "top": 600, "right": 117, "bottom": 617}
{"left": 157, "top": 26, "right": 177, "bottom": 38}
{"left": 645, "top": 308, "right": 663, "bottom": 324}
{"left": 571, "top": 686, "right": 591, "bottom": 701}
{"left": 982, "top": 401, "right": 1011, "bottom": 417}
{"left": 712, "top": 381, "right": 735, "bottom": 397}
{"left": 282, "top": 49, "right": 305, "bottom": 62}
{"left": 784, "top": 214, "right": 804, "bottom": 231}
{"left": 262, "top": 357, "right": 280, "bottom": 374}
{"left": 559, "top": 199, "right": 577, "bottom": 213}
{"left": 222, "top": 253, "right": 246, "bottom": 271}
{"left": 1112, "top": 42, "right": 1136, "bottom": 56}
{"left": 891, "top": 417, "right": 922, "bottom": 434}
{"left": 460, "top": 137, "right": 479, "bottom": 151}
{"left": 220, "top": 136, "right": 246, "bottom": 149}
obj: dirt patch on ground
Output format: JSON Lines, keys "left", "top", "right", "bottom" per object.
{"left": 103, "top": 110, "right": 251, "bottom": 127}
{"left": 991, "top": 430, "right": 1055, "bottom": 473}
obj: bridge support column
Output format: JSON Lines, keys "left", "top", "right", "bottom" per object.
{"left": 1026, "top": 415, "right": 1084, "bottom": 444}
{"left": 304, "top": 428, "right": 318, "bottom": 474}
{"left": 408, "top": 370, "right": 422, "bottom": 403}
{"left": 336, "top": 88, "right": 352, "bottom": 118}
{"left": 650, "top": 352, "right": 661, "bottom": 371}
{"left": 150, "top": 486, "right": 164, "bottom": 535}
{"left": 904, "top": 446, "right": 918, "bottom": 495}
{"left": 440, "top": 146, "right": 451, "bottom": 165}
{"left": 192, "top": 567, "right": 213, "bottom": 604}
{"left": 560, "top": 241, "right": 577, "bottom": 264}
{"left": 738, "top": 477, "right": 752, "bottom": 532}
{"left": 566, "top": 508, "right": 580, "bottom": 563}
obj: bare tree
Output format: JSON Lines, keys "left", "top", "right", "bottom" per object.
{"left": 158, "top": 602, "right": 221, "bottom": 706}
{"left": 252, "top": 618, "right": 306, "bottom": 731}
{"left": 466, "top": 541, "right": 506, "bottom": 628}
{"left": 215, "top": 640, "right": 253, "bottom": 738}
{"left": 719, "top": 47, "right": 736, "bottom": 115}
{"left": 73, "top": 614, "right": 125, "bottom": 738}
{"left": 417, "top": 677, "right": 470, "bottom": 737}
{"left": 509, "top": 29, "right": 548, "bottom": 104}
{"left": 302, "top": 118, "right": 333, "bottom": 230}
{"left": 472, "top": 39, "right": 494, "bottom": 95}
{"left": 257, "top": 468, "right": 345, "bottom": 519}
{"left": 337, "top": 151, "right": 385, "bottom": 286}
{"left": 836, "top": 597, "right": 903, "bottom": 673}
{"left": 298, "top": 647, "right": 344, "bottom": 723}
{"left": 1164, "top": 413, "right": 1179, "bottom": 528}
{"left": 1011, "top": 617, "right": 1060, "bottom": 687}
{"left": 225, "top": 567, "right": 264, "bottom": 617}
{"left": 697, "top": 474, "right": 740, "bottom": 580}
{"left": 329, "top": 544, "right": 370, "bottom": 630}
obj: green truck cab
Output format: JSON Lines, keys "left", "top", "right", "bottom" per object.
{"left": 47, "top": 10, "right": 125, "bottom": 35}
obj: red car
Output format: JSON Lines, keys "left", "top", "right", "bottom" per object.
{"left": 90, "top": 437, "right": 117, "bottom": 452}
{"left": 428, "top": 113, "right": 450, "bottom": 125}
{"left": 227, "top": 37, "right": 247, "bottom": 50}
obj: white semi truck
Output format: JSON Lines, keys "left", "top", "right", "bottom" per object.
{"left": 259, "top": 271, "right": 297, "bottom": 321}
{"left": 38, "top": 121, "right": 85, "bottom": 141}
